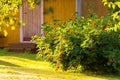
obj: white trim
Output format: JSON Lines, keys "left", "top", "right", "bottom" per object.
{"left": 41, "top": 0, "right": 44, "bottom": 36}
{"left": 76, "top": 0, "right": 81, "bottom": 19}
{"left": 20, "top": 6, "right": 23, "bottom": 42}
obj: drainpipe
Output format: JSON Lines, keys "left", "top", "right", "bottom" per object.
{"left": 76, "top": 0, "right": 82, "bottom": 19}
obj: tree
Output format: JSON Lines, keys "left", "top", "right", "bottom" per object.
{"left": 0, "top": 0, "right": 38, "bottom": 37}
{"left": 102, "top": 0, "right": 120, "bottom": 32}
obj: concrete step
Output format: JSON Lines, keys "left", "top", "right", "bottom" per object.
{"left": 8, "top": 43, "right": 37, "bottom": 53}
{"left": 9, "top": 43, "right": 36, "bottom": 48}
{"left": 8, "top": 48, "right": 24, "bottom": 53}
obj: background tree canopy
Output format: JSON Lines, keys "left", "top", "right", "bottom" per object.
{"left": 0, "top": 0, "right": 40, "bottom": 37}
{"left": 0, "top": 0, "right": 119, "bottom": 37}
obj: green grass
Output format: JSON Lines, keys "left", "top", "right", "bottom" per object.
{"left": 0, "top": 49, "right": 120, "bottom": 80}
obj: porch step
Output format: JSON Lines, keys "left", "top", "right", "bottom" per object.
{"left": 8, "top": 43, "right": 37, "bottom": 53}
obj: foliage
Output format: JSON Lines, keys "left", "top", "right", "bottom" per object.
{"left": 102, "top": 0, "right": 120, "bottom": 31}
{"left": 32, "top": 0, "right": 120, "bottom": 74}
{"left": 0, "top": 0, "right": 39, "bottom": 37}
{"left": 102, "top": 0, "right": 120, "bottom": 12}
{"left": 32, "top": 12, "right": 120, "bottom": 74}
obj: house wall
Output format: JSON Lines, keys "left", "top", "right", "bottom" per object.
{"left": 0, "top": 26, "right": 20, "bottom": 47}
{"left": 44, "top": 0, "right": 76, "bottom": 23}
{"left": 44, "top": 0, "right": 108, "bottom": 23}
{"left": 81, "top": 0, "right": 108, "bottom": 16}
{"left": 0, "top": 0, "right": 108, "bottom": 47}
{"left": 0, "top": 12, "right": 20, "bottom": 47}
{"left": 6, "top": 26, "right": 20, "bottom": 45}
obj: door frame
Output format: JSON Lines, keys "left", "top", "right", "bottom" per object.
{"left": 20, "top": 0, "right": 44, "bottom": 43}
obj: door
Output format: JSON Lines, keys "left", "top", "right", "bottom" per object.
{"left": 21, "top": 1, "right": 42, "bottom": 41}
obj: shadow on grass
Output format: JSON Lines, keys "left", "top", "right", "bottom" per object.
{"left": 79, "top": 71, "right": 120, "bottom": 80}
{"left": 0, "top": 49, "right": 42, "bottom": 61}
{"left": 0, "top": 49, "right": 120, "bottom": 80}
{"left": 0, "top": 60, "right": 20, "bottom": 67}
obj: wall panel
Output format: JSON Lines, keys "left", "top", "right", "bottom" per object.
{"left": 81, "top": 0, "right": 108, "bottom": 16}
{"left": 44, "top": 0, "right": 76, "bottom": 23}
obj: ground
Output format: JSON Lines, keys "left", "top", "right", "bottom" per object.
{"left": 0, "top": 49, "right": 120, "bottom": 80}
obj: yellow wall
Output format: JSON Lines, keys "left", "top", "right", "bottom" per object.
{"left": 0, "top": 0, "right": 108, "bottom": 47}
{"left": 0, "top": 11, "right": 20, "bottom": 47}
{"left": 0, "top": 26, "right": 20, "bottom": 47}
{"left": 44, "top": 0, "right": 76, "bottom": 23}
{"left": 1, "top": 0, "right": 76, "bottom": 47}
{"left": 44, "top": 0, "right": 108, "bottom": 23}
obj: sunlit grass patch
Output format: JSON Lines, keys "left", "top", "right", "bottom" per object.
{"left": 0, "top": 49, "right": 120, "bottom": 80}
{"left": 0, "top": 56, "right": 51, "bottom": 70}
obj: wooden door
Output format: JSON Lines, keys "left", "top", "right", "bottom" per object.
{"left": 22, "top": 1, "right": 41, "bottom": 41}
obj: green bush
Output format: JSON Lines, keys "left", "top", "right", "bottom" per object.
{"left": 33, "top": 0, "right": 120, "bottom": 74}
{"left": 32, "top": 1, "right": 120, "bottom": 74}
{"left": 32, "top": 13, "right": 120, "bottom": 74}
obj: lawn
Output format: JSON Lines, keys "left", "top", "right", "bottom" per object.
{"left": 0, "top": 49, "right": 119, "bottom": 80}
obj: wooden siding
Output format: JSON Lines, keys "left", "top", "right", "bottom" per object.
{"left": 0, "top": 0, "right": 109, "bottom": 47}
{"left": 22, "top": 1, "right": 41, "bottom": 41}
{"left": 81, "top": 0, "right": 108, "bottom": 16}
{"left": 44, "top": 0, "right": 76, "bottom": 23}
{"left": 0, "top": 25, "right": 20, "bottom": 47}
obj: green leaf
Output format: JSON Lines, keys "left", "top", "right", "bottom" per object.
{"left": 115, "top": 2, "right": 120, "bottom": 8}
{"left": 112, "top": 4, "right": 115, "bottom": 9}
{"left": 103, "top": 2, "right": 108, "bottom": 6}
{"left": 102, "top": 0, "right": 107, "bottom": 3}
{"left": 108, "top": 3, "right": 111, "bottom": 8}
